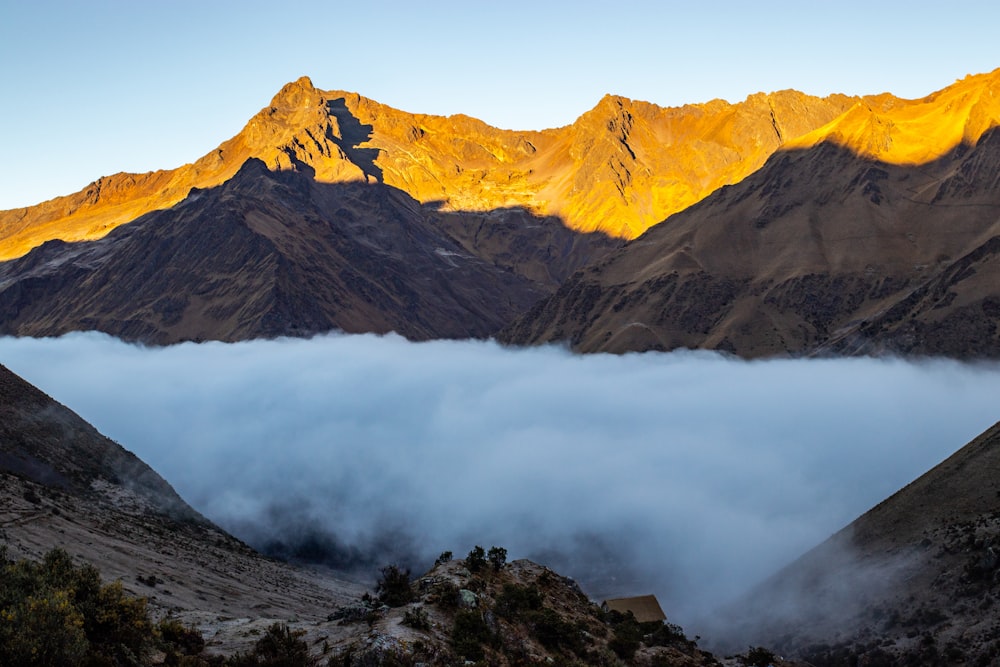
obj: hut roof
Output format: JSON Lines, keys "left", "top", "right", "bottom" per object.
{"left": 602, "top": 595, "right": 666, "bottom": 623}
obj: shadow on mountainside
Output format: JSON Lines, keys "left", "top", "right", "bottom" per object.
{"left": 326, "top": 97, "right": 384, "bottom": 183}
{"left": 499, "top": 126, "right": 1000, "bottom": 359}
{"left": 0, "top": 158, "right": 620, "bottom": 345}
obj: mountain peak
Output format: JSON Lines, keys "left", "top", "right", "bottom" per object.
{"left": 271, "top": 76, "right": 319, "bottom": 106}
{"left": 269, "top": 75, "right": 321, "bottom": 109}
{"left": 783, "top": 70, "right": 1000, "bottom": 163}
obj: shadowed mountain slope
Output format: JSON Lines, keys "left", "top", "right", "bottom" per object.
{"left": 500, "top": 85, "right": 1000, "bottom": 358}
{"left": 0, "top": 159, "right": 616, "bottom": 343}
{"left": 0, "top": 362, "right": 364, "bottom": 653}
{"left": 712, "top": 420, "right": 1000, "bottom": 665}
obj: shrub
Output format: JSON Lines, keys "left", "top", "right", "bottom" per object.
{"left": 432, "top": 581, "right": 459, "bottom": 610}
{"left": 227, "top": 623, "right": 316, "bottom": 666}
{"left": 464, "top": 546, "right": 487, "bottom": 573}
{"left": 86, "top": 579, "right": 155, "bottom": 664}
{"left": 744, "top": 645, "right": 777, "bottom": 667}
{"left": 494, "top": 583, "right": 542, "bottom": 619}
{"left": 451, "top": 610, "right": 493, "bottom": 662}
{"left": 645, "top": 620, "right": 689, "bottom": 646}
{"left": 607, "top": 613, "right": 642, "bottom": 661}
{"left": 487, "top": 546, "right": 507, "bottom": 571}
{"left": 159, "top": 618, "right": 206, "bottom": 657}
{"left": 1, "top": 587, "right": 88, "bottom": 665}
{"left": 525, "top": 607, "right": 583, "bottom": 654}
{"left": 434, "top": 551, "right": 453, "bottom": 566}
{"left": 375, "top": 564, "right": 414, "bottom": 607}
{"left": 402, "top": 606, "right": 430, "bottom": 630}
{"left": 0, "top": 547, "right": 156, "bottom": 667}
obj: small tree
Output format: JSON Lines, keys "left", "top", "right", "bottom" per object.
{"left": 487, "top": 546, "right": 507, "bottom": 571}
{"left": 465, "top": 546, "right": 487, "bottom": 573}
{"left": 375, "top": 564, "right": 414, "bottom": 607}
{"left": 228, "top": 622, "right": 316, "bottom": 666}
{"left": 744, "top": 645, "right": 777, "bottom": 667}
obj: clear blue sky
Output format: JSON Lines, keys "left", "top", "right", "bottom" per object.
{"left": 1, "top": 0, "right": 997, "bottom": 210}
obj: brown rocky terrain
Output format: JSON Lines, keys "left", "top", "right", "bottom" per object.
{"left": 5, "top": 72, "right": 1000, "bottom": 353}
{"left": 501, "top": 69, "right": 1000, "bottom": 358}
{"left": 714, "top": 420, "right": 1000, "bottom": 665}
{"left": 0, "top": 361, "right": 366, "bottom": 653}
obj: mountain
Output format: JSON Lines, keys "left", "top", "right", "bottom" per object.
{"left": 0, "top": 78, "right": 854, "bottom": 344}
{"left": 2, "top": 72, "right": 999, "bottom": 352}
{"left": 0, "top": 76, "right": 853, "bottom": 257}
{"left": 0, "top": 159, "right": 595, "bottom": 343}
{"left": 713, "top": 420, "right": 1000, "bottom": 665}
{"left": 501, "top": 69, "right": 1000, "bottom": 358}
{"left": 0, "top": 362, "right": 366, "bottom": 653}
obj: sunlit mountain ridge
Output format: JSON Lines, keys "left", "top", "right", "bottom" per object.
{"left": 785, "top": 68, "right": 1000, "bottom": 164}
{"left": 0, "top": 76, "right": 891, "bottom": 259}
{"left": 2, "top": 69, "right": 999, "bottom": 355}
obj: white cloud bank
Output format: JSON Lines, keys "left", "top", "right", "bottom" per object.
{"left": 2, "top": 332, "right": 998, "bottom": 634}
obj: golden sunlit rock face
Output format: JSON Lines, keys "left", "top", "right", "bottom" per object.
{"left": 0, "top": 76, "right": 860, "bottom": 260}
{"left": 785, "top": 69, "right": 1000, "bottom": 164}
{"left": 5, "top": 71, "right": 1000, "bottom": 263}
{"left": 3, "top": 70, "right": 1000, "bottom": 354}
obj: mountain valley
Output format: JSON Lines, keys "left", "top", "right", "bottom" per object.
{"left": 5, "top": 66, "right": 1000, "bottom": 666}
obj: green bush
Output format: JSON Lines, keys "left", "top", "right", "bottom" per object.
{"left": 0, "top": 547, "right": 154, "bottom": 667}
{"left": 525, "top": 607, "right": 583, "bottom": 653}
{"left": 607, "top": 613, "right": 643, "bottom": 661}
{"left": 227, "top": 623, "right": 316, "bottom": 666}
{"left": 494, "top": 583, "right": 542, "bottom": 619}
{"left": 451, "top": 610, "right": 493, "bottom": 662}
{"left": 375, "top": 564, "right": 414, "bottom": 607}
{"left": 487, "top": 546, "right": 507, "bottom": 571}
{"left": 432, "top": 581, "right": 459, "bottom": 610}
{"left": 1, "top": 587, "right": 88, "bottom": 666}
{"left": 464, "top": 546, "right": 487, "bottom": 573}
{"left": 645, "top": 620, "right": 689, "bottom": 646}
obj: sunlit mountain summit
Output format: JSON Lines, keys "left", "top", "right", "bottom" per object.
{"left": 1, "top": 69, "right": 999, "bottom": 357}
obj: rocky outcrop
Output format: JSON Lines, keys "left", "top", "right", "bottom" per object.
{"left": 325, "top": 556, "right": 723, "bottom": 667}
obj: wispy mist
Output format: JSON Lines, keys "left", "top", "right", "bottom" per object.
{"left": 2, "top": 333, "right": 998, "bottom": 631}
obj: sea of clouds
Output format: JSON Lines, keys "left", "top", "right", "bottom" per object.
{"left": 2, "top": 332, "right": 999, "bottom": 633}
